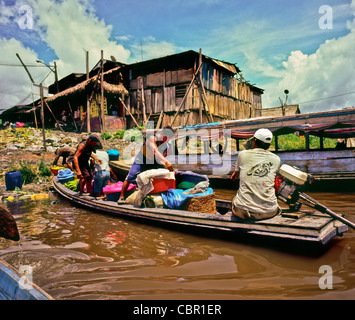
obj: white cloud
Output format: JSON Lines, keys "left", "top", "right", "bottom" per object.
{"left": 262, "top": 4, "right": 355, "bottom": 112}
{"left": 28, "top": 0, "right": 131, "bottom": 77}
{"left": 0, "top": 0, "right": 180, "bottom": 110}
{"left": 128, "top": 39, "right": 178, "bottom": 63}
{"left": 0, "top": 37, "right": 43, "bottom": 108}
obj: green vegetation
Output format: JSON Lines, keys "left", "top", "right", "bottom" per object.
{"left": 270, "top": 133, "right": 337, "bottom": 151}
{"left": 9, "top": 159, "right": 52, "bottom": 185}
{"left": 101, "top": 131, "right": 112, "bottom": 140}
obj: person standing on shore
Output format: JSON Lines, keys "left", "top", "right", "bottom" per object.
{"left": 73, "top": 134, "right": 102, "bottom": 196}
{"left": 52, "top": 146, "right": 76, "bottom": 166}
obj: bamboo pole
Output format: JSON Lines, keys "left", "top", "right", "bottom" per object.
{"left": 140, "top": 76, "right": 147, "bottom": 125}
{"left": 170, "top": 62, "right": 202, "bottom": 126}
{"left": 44, "top": 100, "right": 64, "bottom": 132}
{"left": 67, "top": 101, "right": 78, "bottom": 131}
{"left": 40, "top": 84, "right": 47, "bottom": 152}
{"left": 155, "top": 110, "right": 163, "bottom": 129}
{"left": 86, "top": 50, "right": 91, "bottom": 132}
{"left": 100, "top": 50, "right": 105, "bottom": 132}
{"left": 119, "top": 97, "right": 140, "bottom": 128}
{"left": 198, "top": 49, "right": 203, "bottom": 123}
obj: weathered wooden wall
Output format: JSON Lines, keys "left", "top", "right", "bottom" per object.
{"left": 126, "top": 61, "right": 262, "bottom": 128}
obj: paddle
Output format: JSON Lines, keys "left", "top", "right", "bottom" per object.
{"left": 0, "top": 206, "right": 20, "bottom": 241}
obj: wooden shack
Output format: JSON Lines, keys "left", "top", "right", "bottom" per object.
{"left": 2, "top": 50, "right": 264, "bottom": 133}
{"left": 123, "top": 50, "right": 263, "bottom": 129}
{"left": 45, "top": 61, "right": 128, "bottom": 132}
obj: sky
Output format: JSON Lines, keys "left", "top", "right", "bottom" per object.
{"left": 0, "top": 0, "right": 354, "bottom": 114}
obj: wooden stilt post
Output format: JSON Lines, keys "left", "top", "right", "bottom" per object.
{"left": 40, "top": 83, "right": 47, "bottom": 152}
{"left": 100, "top": 50, "right": 105, "bottom": 132}
{"left": 86, "top": 50, "right": 91, "bottom": 132}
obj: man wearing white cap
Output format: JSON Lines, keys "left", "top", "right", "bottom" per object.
{"left": 231, "top": 128, "right": 281, "bottom": 220}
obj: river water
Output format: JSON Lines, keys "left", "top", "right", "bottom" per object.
{"left": 0, "top": 189, "right": 354, "bottom": 300}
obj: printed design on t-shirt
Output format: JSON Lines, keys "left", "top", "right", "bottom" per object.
{"left": 247, "top": 162, "right": 273, "bottom": 177}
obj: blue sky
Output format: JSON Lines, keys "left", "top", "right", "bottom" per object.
{"left": 0, "top": 0, "right": 354, "bottom": 113}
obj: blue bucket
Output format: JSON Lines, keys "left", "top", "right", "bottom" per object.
{"left": 107, "top": 149, "right": 120, "bottom": 161}
{"left": 5, "top": 171, "right": 23, "bottom": 191}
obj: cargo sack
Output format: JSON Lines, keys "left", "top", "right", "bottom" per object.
{"left": 161, "top": 187, "right": 214, "bottom": 210}
{"left": 182, "top": 193, "right": 217, "bottom": 214}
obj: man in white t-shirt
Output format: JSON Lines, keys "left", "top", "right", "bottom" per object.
{"left": 93, "top": 148, "right": 110, "bottom": 198}
{"left": 231, "top": 128, "right": 281, "bottom": 220}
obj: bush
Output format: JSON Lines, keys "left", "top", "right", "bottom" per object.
{"left": 270, "top": 133, "right": 338, "bottom": 151}
{"left": 123, "top": 128, "right": 143, "bottom": 143}
{"left": 101, "top": 131, "right": 112, "bottom": 140}
{"left": 18, "top": 162, "right": 37, "bottom": 184}
{"left": 114, "top": 129, "right": 126, "bottom": 139}
{"left": 38, "top": 160, "right": 51, "bottom": 177}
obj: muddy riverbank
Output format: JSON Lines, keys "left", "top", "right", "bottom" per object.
{"left": 0, "top": 127, "right": 130, "bottom": 200}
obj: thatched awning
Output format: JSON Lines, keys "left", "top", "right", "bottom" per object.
{"left": 45, "top": 66, "right": 128, "bottom": 103}
{"left": 101, "top": 81, "right": 128, "bottom": 96}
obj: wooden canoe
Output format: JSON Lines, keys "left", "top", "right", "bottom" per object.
{"left": 109, "top": 148, "right": 355, "bottom": 191}
{"left": 52, "top": 176, "right": 349, "bottom": 247}
{"left": 0, "top": 259, "right": 53, "bottom": 300}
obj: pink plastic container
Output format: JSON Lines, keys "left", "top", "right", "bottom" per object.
{"left": 103, "top": 181, "right": 136, "bottom": 201}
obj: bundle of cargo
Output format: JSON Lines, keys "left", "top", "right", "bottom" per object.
{"left": 133, "top": 169, "right": 216, "bottom": 214}
{"left": 57, "top": 169, "right": 75, "bottom": 184}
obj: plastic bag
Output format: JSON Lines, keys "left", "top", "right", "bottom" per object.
{"left": 161, "top": 187, "right": 213, "bottom": 209}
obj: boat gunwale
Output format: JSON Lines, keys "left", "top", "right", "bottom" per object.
{"left": 52, "top": 177, "right": 347, "bottom": 245}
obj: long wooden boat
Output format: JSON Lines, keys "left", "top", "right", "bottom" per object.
{"left": 111, "top": 108, "right": 355, "bottom": 191}
{"left": 0, "top": 259, "right": 53, "bottom": 300}
{"left": 110, "top": 149, "right": 355, "bottom": 191}
{"left": 52, "top": 176, "right": 349, "bottom": 247}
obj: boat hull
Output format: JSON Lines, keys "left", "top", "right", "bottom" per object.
{"left": 0, "top": 259, "right": 53, "bottom": 300}
{"left": 52, "top": 177, "right": 348, "bottom": 247}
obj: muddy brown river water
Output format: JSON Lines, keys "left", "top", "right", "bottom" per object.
{"left": 0, "top": 189, "right": 354, "bottom": 300}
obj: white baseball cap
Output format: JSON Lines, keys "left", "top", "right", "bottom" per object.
{"left": 254, "top": 128, "right": 273, "bottom": 143}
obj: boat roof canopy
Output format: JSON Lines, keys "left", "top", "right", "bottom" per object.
{"left": 176, "top": 108, "right": 355, "bottom": 139}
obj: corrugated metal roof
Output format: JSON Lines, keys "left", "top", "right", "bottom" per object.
{"left": 211, "top": 58, "right": 238, "bottom": 74}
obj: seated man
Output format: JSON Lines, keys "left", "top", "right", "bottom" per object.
{"left": 230, "top": 128, "right": 281, "bottom": 220}
{"left": 118, "top": 126, "right": 175, "bottom": 202}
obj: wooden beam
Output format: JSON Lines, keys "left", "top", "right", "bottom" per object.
{"left": 67, "top": 101, "right": 78, "bottom": 131}
{"left": 199, "top": 49, "right": 203, "bottom": 123}
{"left": 119, "top": 97, "right": 140, "bottom": 128}
{"left": 170, "top": 62, "right": 202, "bottom": 126}
{"left": 140, "top": 76, "right": 147, "bottom": 125}
{"left": 100, "top": 50, "right": 105, "bottom": 132}
{"left": 40, "top": 84, "right": 47, "bottom": 152}
{"left": 156, "top": 110, "right": 164, "bottom": 130}
{"left": 86, "top": 50, "right": 91, "bottom": 132}
{"left": 44, "top": 100, "right": 64, "bottom": 132}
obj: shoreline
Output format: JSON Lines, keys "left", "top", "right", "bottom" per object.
{"left": 0, "top": 127, "right": 129, "bottom": 202}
